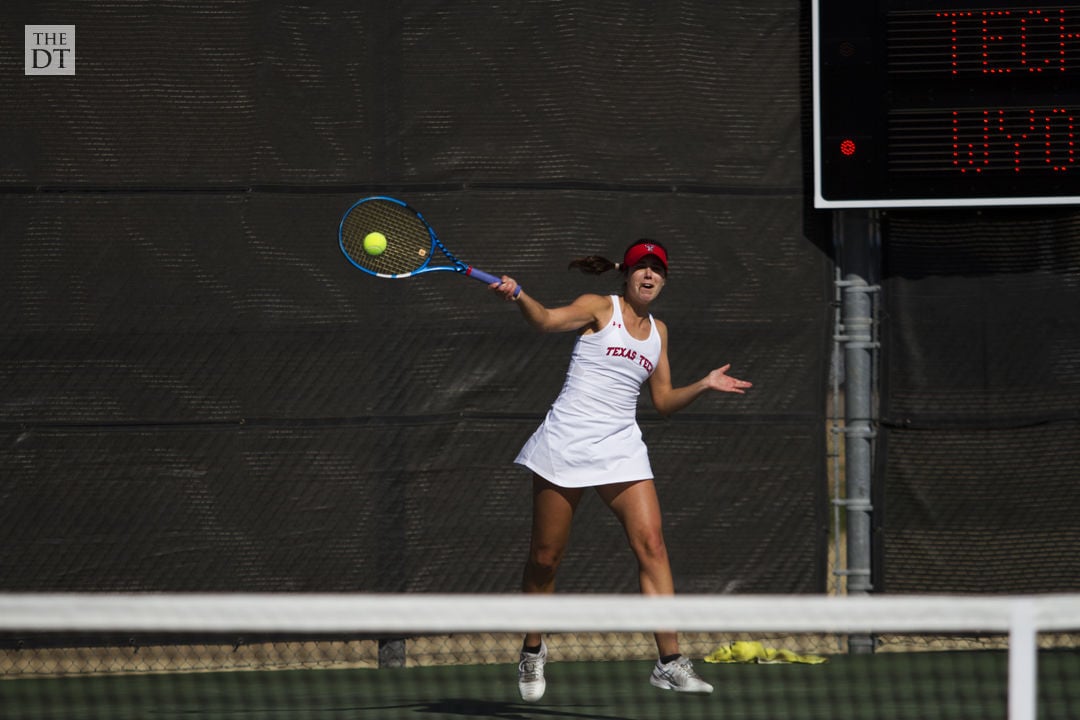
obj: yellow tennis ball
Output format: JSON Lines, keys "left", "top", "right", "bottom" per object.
{"left": 363, "top": 231, "right": 387, "bottom": 256}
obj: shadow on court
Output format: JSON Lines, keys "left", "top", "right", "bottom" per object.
{"left": 358, "top": 698, "right": 647, "bottom": 720}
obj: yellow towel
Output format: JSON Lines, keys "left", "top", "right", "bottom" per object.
{"left": 704, "top": 640, "right": 828, "bottom": 665}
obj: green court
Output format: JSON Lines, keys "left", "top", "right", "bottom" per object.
{"left": 3, "top": 651, "right": 1078, "bottom": 720}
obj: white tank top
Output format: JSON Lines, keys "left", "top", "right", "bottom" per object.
{"left": 561, "top": 295, "right": 659, "bottom": 414}
{"left": 514, "top": 295, "right": 661, "bottom": 487}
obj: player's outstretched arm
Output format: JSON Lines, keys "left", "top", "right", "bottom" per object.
{"left": 648, "top": 321, "right": 752, "bottom": 416}
{"left": 491, "top": 277, "right": 609, "bottom": 334}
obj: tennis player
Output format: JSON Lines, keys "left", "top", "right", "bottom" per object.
{"left": 491, "top": 240, "right": 752, "bottom": 702}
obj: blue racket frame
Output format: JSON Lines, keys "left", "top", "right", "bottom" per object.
{"left": 338, "top": 196, "right": 517, "bottom": 293}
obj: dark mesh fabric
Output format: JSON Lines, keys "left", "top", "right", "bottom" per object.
{"left": 0, "top": 1, "right": 803, "bottom": 190}
{"left": 0, "top": 192, "right": 827, "bottom": 593}
{"left": 879, "top": 208, "right": 1080, "bottom": 593}
{"left": 0, "top": 1, "right": 827, "bottom": 593}
{"left": 880, "top": 424, "right": 1080, "bottom": 594}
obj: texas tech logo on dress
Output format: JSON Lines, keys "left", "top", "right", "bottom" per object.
{"left": 605, "top": 346, "right": 655, "bottom": 373}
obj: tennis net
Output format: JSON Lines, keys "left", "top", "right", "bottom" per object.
{"left": 1, "top": 593, "right": 1078, "bottom": 719}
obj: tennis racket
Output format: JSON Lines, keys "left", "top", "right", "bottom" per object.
{"left": 338, "top": 196, "right": 521, "bottom": 296}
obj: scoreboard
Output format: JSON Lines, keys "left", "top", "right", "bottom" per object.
{"left": 814, "top": 1, "right": 1080, "bottom": 207}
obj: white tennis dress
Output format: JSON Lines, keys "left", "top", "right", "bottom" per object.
{"left": 515, "top": 295, "right": 661, "bottom": 488}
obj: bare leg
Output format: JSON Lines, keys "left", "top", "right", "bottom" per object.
{"left": 522, "top": 475, "right": 583, "bottom": 648}
{"left": 597, "top": 479, "right": 679, "bottom": 658}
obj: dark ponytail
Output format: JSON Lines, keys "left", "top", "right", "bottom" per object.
{"left": 568, "top": 239, "right": 669, "bottom": 276}
{"left": 568, "top": 255, "right": 621, "bottom": 275}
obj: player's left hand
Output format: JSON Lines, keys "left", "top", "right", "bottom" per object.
{"left": 705, "top": 364, "right": 752, "bottom": 394}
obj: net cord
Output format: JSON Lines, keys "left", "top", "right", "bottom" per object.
{"left": 0, "top": 593, "right": 1076, "bottom": 635}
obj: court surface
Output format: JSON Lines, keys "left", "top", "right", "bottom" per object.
{"left": 2, "top": 651, "right": 1078, "bottom": 719}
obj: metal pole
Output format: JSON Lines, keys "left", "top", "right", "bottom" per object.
{"left": 379, "top": 637, "right": 406, "bottom": 668}
{"left": 834, "top": 209, "right": 880, "bottom": 654}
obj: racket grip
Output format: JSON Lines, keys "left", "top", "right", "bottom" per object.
{"left": 468, "top": 267, "right": 522, "bottom": 297}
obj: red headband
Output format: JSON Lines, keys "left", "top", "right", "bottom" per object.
{"left": 623, "top": 242, "right": 668, "bottom": 272}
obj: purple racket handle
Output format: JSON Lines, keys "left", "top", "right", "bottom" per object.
{"left": 467, "top": 266, "right": 522, "bottom": 297}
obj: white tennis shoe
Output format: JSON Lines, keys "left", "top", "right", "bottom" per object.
{"left": 517, "top": 640, "right": 548, "bottom": 703}
{"left": 649, "top": 655, "right": 714, "bottom": 694}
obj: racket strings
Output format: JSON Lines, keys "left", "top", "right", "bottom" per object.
{"left": 340, "top": 200, "right": 433, "bottom": 277}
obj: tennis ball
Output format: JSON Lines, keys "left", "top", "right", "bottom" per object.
{"left": 363, "top": 231, "right": 387, "bottom": 256}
